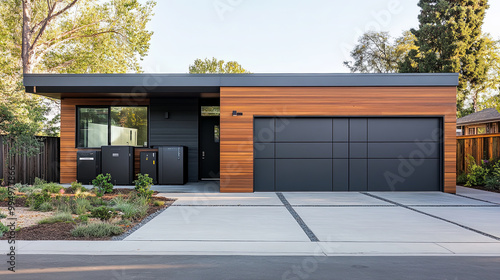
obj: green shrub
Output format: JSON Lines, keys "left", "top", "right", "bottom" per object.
{"left": 17, "top": 185, "right": 41, "bottom": 194}
{"left": 115, "top": 219, "right": 131, "bottom": 226}
{"left": 134, "top": 173, "right": 154, "bottom": 199}
{"left": 484, "top": 161, "right": 500, "bottom": 190}
{"left": 456, "top": 173, "right": 468, "bottom": 185}
{"left": 42, "top": 183, "right": 64, "bottom": 194}
{"left": 67, "top": 181, "right": 88, "bottom": 194}
{"left": 71, "top": 222, "right": 123, "bottom": 238}
{"left": 27, "top": 191, "right": 51, "bottom": 211}
{"left": 33, "top": 177, "right": 47, "bottom": 187}
{"left": 0, "top": 212, "right": 7, "bottom": 219}
{"left": 77, "top": 214, "right": 89, "bottom": 224}
{"left": 153, "top": 200, "right": 165, "bottom": 207}
{"left": 465, "top": 155, "right": 488, "bottom": 187}
{"left": 74, "top": 198, "right": 92, "bottom": 215}
{"left": 89, "top": 197, "right": 107, "bottom": 207}
{"left": 39, "top": 212, "right": 74, "bottom": 224}
{"left": 0, "top": 187, "right": 8, "bottom": 200}
{"left": 91, "top": 206, "right": 117, "bottom": 221}
{"left": 38, "top": 202, "right": 54, "bottom": 212}
{"left": 0, "top": 222, "right": 8, "bottom": 237}
{"left": 92, "top": 174, "right": 113, "bottom": 197}
{"left": 110, "top": 196, "right": 147, "bottom": 220}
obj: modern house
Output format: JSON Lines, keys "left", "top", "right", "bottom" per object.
{"left": 456, "top": 108, "right": 500, "bottom": 136}
{"left": 24, "top": 73, "right": 458, "bottom": 193}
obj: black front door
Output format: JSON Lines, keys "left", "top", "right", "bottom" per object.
{"left": 200, "top": 116, "right": 220, "bottom": 179}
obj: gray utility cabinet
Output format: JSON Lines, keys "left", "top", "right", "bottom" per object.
{"left": 76, "top": 150, "right": 101, "bottom": 185}
{"left": 101, "top": 146, "right": 134, "bottom": 185}
{"left": 158, "top": 146, "right": 188, "bottom": 185}
{"left": 254, "top": 117, "right": 442, "bottom": 192}
{"left": 140, "top": 151, "right": 158, "bottom": 184}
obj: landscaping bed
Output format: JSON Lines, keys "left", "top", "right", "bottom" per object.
{"left": 0, "top": 174, "right": 176, "bottom": 240}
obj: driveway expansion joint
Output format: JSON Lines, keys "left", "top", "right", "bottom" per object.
{"left": 454, "top": 193, "right": 500, "bottom": 205}
{"left": 276, "top": 193, "right": 319, "bottom": 242}
{"left": 361, "top": 192, "right": 500, "bottom": 242}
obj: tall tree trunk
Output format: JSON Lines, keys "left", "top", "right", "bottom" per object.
{"left": 21, "top": 0, "right": 32, "bottom": 74}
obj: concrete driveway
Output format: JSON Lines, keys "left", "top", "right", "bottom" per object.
{"left": 5, "top": 186, "right": 500, "bottom": 256}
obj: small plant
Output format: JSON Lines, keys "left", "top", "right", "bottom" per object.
{"left": 67, "top": 181, "right": 88, "bottom": 194}
{"left": 74, "top": 198, "right": 92, "bottom": 215}
{"left": 39, "top": 212, "right": 74, "bottom": 224}
{"left": 27, "top": 191, "right": 51, "bottom": 211}
{"left": 17, "top": 185, "right": 42, "bottom": 195}
{"left": 89, "top": 197, "right": 107, "bottom": 207}
{"left": 42, "top": 183, "right": 64, "bottom": 194}
{"left": 465, "top": 155, "right": 488, "bottom": 187}
{"left": 456, "top": 173, "right": 468, "bottom": 185}
{"left": 0, "top": 222, "right": 8, "bottom": 237}
{"left": 134, "top": 173, "right": 154, "bottom": 199}
{"left": 91, "top": 206, "right": 117, "bottom": 221}
{"left": 115, "top": 219, "right": 132, "bottom": 227}
{"left": 92, "top": 174, "right": 114, "bottom": 197}
{"left": 77, "top": 214, "right": 89, "bottom": 224}
{"left": 71, "top": 222, "right": 123, "bottom": 238}
{"left": 0, "top": 212, "right": 7, "bottom": 219}
{"left": 0, "top": 187, "right": 8, "bottom": 201}
{"left": 33, "top": 177, "right": 47, "bottom": 187}
{"left": 153, "top": 200, "right": 165, "bottom": 207}
{"left": 38, "top": 202, "right": 54, "bottom": 212}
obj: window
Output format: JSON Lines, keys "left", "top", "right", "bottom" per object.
{"left": 468, "top": 128, "right": 475, "bottom": 135}
{"left": 201, "top": 106, "right": 220, "bottom": 116}
{"left": 476, "top": 127, "right": 486, "bottom": 134}
{"left": 77, "top": 106, "right": 148, "bottom": 148}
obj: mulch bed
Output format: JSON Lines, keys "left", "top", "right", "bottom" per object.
{"left": 0, "top": 189, "right": 176, "bottom": 241}
{"left": 458, "top": 185, "right": 500, "bottom": 194}
{"left": 0, "top": 196, "right": 27, "bottom": 208}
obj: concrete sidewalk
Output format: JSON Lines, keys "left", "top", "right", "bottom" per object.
{"left": 2, "top": 187, "right": 500, "bottom": 256}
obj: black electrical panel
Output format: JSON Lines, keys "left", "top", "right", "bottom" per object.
{"left": 140, "top": 151, "right": 157, "bottom": 184}
{"left": 158, "top": 146, "right": 187, "bottom": 185}
{"left": 76, "top": 150, "right": 101, "bottom": 185}
{"left": 101, "top": 146, "right": 134, "bottom": 185}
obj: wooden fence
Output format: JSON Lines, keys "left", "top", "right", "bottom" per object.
{"left": 0, "top": 136, "right": 60, "bottom": 184}
{"left": 456, "top": 133, "right": 500, "bottom": 174}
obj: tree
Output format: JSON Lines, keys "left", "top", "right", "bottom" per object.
{"left": 399, "top": 0, "right": 490, "bottom": 114}
{"left": 189, "top": 57, "right": 251, "bottom": 74}
{"left": 344, "top": 31, "right": 416, "bottom": 73}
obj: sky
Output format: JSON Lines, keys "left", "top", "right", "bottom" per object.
{"left": 140, "top": 0, "right": 500, "bottom": 74}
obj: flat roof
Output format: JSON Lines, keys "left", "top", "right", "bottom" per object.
{"left": 24, "top": 73, "right": 459, "bottom": 99}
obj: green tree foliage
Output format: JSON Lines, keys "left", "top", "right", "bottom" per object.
{"left": 0, "top": 0, "right": 155, "bottom": 158}
{"left": 344, "top": 31, "right": 416, "bottom": 73}
{"left": 189, "top": 57, "right": 251, "bottom": 74}
{"left": 399, "top": 0, "right": 490, "bottom": 115}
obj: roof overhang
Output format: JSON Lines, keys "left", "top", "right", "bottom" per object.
{"left": 24, "top": 73, "right": 460, "bottom": 99}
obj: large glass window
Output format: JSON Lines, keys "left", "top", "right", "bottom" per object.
{"left": 77, "top": 106, "right": 148, "bottom": 148}
{"left": 77, "top": 108, "right": 109, "bottom": 148}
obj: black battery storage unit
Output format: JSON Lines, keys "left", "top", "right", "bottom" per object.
{"left": 76, "top": 150, "right": 101, "bottom": 185}
{"left": 101, "top": 146, "right": 134, "bottom": 185}
{"left": 140, "top": 151, "right": 157, "bottom": 184}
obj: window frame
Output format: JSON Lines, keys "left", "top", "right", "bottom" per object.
{"left": 76, "top": 105, "right": 149, "bottom": 149}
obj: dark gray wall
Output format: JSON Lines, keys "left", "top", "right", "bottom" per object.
{"left": 150, "top": 98, "right": 199, "bottom": 182}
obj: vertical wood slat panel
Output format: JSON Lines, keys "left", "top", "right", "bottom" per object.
{"left": 220, "top": 87, "right": 457, "bottom": 193}
{"left": 60, "top": 98, "right": 150, "bottom": 183}
{"left": 456, "top": 133, "right": 500, "bottom": 174}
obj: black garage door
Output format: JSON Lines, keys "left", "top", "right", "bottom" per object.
{"left": 254, "top": 117, "right": 442, "bottom": 192}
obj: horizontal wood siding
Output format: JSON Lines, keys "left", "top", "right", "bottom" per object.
{"left": 220, "top": 87, "right": 457, "bottom": 193}
{"left": 60, "top": 98, "right": 150, "bottom": 183}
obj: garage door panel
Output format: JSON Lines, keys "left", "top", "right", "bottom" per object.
{"left": 368, "top": 143, "right": 440, "bottom": 159}
{"left": 349, "top": 143, "right": 367, "bottom": 158}
{"left": 254, "top": 159, "right": 275, "bottom": 192}
{"left": 276, "top": 159, "right": 332, "bottom": 191}
{"left": 276, "top": 143, "right": 332, "bottom": 159}
{"left": 254, "top": 143, "right": 274, "bottom": 159}
{"left": 333, "top": 159, "right": 349, "bottom": 191}
{"left": 349, "top": 119, "right": 367, "bottom": 142}
{"left": 368, "top": 118, "right": 440, "bottom": 142}
{"left": 333, "top": 119, "right": 349, "bottom": 142}
{"left": 367, "top": 159, "right": 440, "bottom": 191}
{"left": 349, "top": 159, "right": 367, "bottom": 191}
{"left": 275, "top": 118, "right": 332, "bottom": 142}
{"left": 254, "top": 118, "right": 275, "bottom": 143}
{"left": 333, "top": 143, "right": 349, "bottom": 158}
